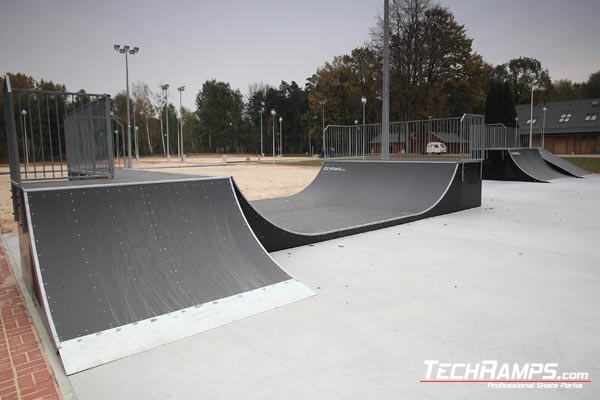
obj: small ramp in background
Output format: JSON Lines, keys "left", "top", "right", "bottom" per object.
{"left": 235, "top": 160, "right": 482, "bottom": 252}
{"left": 20, "top": 171, "right": 313, "bottom": 375}
{"left": 482, "top": 148, "right": 570, "bottom": 182}
{"left": 538, "top": 148, "right": 590, "bottom": 178}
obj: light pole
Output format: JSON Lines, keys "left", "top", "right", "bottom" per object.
{"left": 361, "top": 96, "right": 367, "bottom": 159}
{"left": 259, "top": 104, "right": 265, "bottom": 157}
{"left": 542, "top": 106, "right": 547, "bottom": 149}
{"left": 134, "top": 126, "right": 139, "bottom": 161}
{"left": 271, "top": 109, "right": 276, "bottom": 165}
{"left": 353, "top": 120, "right": 359, "bottom": 158}
{"left": 21, "top": 109, "right": 29, "bottom": 172}
{"left": 177, "top": 86, "right": 185, "bottom": 162}
{"left": 279, "top": 116, "right": 283, "bottom": 156}
{"left": 113, "top": 44, "right": 139, "bottom": 168}
{"left": 161, "top": 84, "right": 170, "bottom": 160}
{"left": 515, "top": 117, "right": 519, "bottom": 147}
{"left": 382, "top": 0, "right": 390, "bottom": 160}
{"left": 528, "top": 72, "right": 537, "bottom": 148}
{"left": 320, "top": 100, "right": 326, "bottom": 157}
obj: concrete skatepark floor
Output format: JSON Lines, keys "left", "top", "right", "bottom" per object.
{"left": 17, "top": 175, "right": 593, "bottom": 399}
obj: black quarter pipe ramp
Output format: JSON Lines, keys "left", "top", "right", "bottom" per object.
{"left": 235, "top": 160, "right": 482, "bottom": 252}
{"left": 538, "top": 148, "right": 589, "bottom": 178}
{"left": 482, "top": 148, "right": 571, "bottom": 182}
{"left": 19, "top": 171, "right": 313, "bottom": 375}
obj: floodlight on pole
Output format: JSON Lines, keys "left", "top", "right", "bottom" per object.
{"left": 259, "top": 104, "right": 265, "bottom": 157}
{"left": 542, "top": 106, "right": 547, "bottom": 149}
{"left": 161, "top": 84, "right": 170, "bottom": 160}
{"left": 361, "top": 96, "right": 367, "bottom": 159}
{"left": 271, "top": 109, "right": 276, "bottom": 164}
{"left": 279, "top": 116, "right": 283, "bottom": 156}
{"left": 177, "top": 86, "right": 185, "bottom": 162}
{"left": 319, "top": 100, "right": 326, "bottom": 158}
{"left": 528, "top": 72, "right": 537, "bottom": 148}
{"left": 113, "top": 44, "right": 140, "bottom": 168}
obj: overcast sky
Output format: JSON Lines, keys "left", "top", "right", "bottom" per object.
{"left": 1, "top": 0, "right": 599, "bottom": 109}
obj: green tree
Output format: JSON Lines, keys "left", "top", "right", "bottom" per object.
{"left": 583, "top": 70, "right": 600, "bottom": 98}
{"left": 495, "top": 57, "right": 552, "bottom": 104}
{"left": 485, "top": 81, "right": 516, "bottom": 126}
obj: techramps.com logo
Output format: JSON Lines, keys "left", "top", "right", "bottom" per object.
{"left": 421, "top": 360, "right": 591, "bottom": 390}
{"left": 322, "top": 166, "right": 346, "bottom": 172}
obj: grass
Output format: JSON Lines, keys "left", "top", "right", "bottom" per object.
{"left": 560, "top": 157, "right": 600, "bottom": 174}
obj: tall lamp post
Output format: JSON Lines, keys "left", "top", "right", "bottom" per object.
{"left": 271, "top": 109, "right": 276, "bottom": 165}
{"left": 279, "top": 116, "right": 283, "bottom": 156}
{"left": 320, "top": 100, "right": 326, "bottom": 157}
{"left": 161, "top": 84, "right": 170, "bottom": 160}
{"left": 528, "top": 72, "right": 537, "bottom": 148}
{"left": 515, "top": 117, "right": 519, "bottom": 147}
{"left": 259, "top": 104, "right": 265, "bottom": 157}
{"left": 361, "top": 96, "right": 367, "bottom": 159}
{"left": 177, "top": 86, "right": 185, "bottom": 162}
{"left": 113, "top": 44, "right": 139, "bottom": 168}
{"left": 21, "top": 109, "right": 29, "bottom": 172}
{"left": 542, "top": 106, "right": 547, "bottom": 149}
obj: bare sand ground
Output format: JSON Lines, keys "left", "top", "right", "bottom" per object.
{"left": 0, "top": 160, "right": 320, "bottom": 234}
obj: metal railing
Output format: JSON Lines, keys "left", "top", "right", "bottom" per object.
{"left": 323, "top": 114, "right": 485, "bottom": 160}
{"left": 3, "top": 75, "right": 114, "bottom": 183}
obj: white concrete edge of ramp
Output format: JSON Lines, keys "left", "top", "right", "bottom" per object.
{"left": 59, "top": 279, "right": 313, "bottom": 375}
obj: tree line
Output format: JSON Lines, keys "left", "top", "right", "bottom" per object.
{"left": 2, "top": 0, "right": 600, "bottom": 160}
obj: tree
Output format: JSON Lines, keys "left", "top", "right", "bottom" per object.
{"left": 195, "top": 80, "right": 244, "bottom": 153}
{"left": 132, "top": 82, "right": 155, "bottom": 154}
{"left": 485, "top": 81, "right": 516, "bottom": 126}
{"left": 370, "top": 0, "right": 489, "bottom": 119}
{"left": 583, "top": 70, "right": 600, "bottom": 98}
{"left": 495, "top": 57, "right": 552, "bottom": 104}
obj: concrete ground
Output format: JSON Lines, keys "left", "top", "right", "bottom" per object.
{"left": 4, "top": 175, "right": 600, "bottom": 399}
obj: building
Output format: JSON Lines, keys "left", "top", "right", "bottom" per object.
{"left": 516, "top": 98, "right": 600, "bottom": 154}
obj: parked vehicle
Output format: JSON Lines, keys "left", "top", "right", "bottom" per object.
{"left": 426, "top": 142, "right": 447, "bottom": 155}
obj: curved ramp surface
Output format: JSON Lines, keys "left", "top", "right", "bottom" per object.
{"left": 22, "top": 174, "right": 313, "bottom": 374}
{"left": 538, "top": 148, "right": 589, "bottom": 177}
{"left": 236, "top": 160, "right": 482, "bottom": 252}
{"left": 482, "top": 148, "right": 569, "bottom": 182}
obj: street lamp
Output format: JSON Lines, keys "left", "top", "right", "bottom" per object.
{"left": 177, "top": 86, "right": 185, "bottom": 162}
{"left": 528, "top": 72, "right": 537, "bottom": 148}
{"left": 271, "top": 109, "right": 276, "bottom": 164}
{"left": 161, "top": 84, "right": 170, "bottom": 160}
{"left": 319, "top": 100, "right": 326, "bottom": 157}
{"left": 542, "top": 106, "right": 547, "bottom": 150}
{"left": 113, "top": 44, "right": 139, "bottom": 168}
{"left": 21, "top": 109, "right": 29, "bottom": 172}
{"left": 278, "top": 116, "right": 283, "bottom": 157}
{"left": 259, "top": 103, "right": 265, "bottom": 157}
{"left": 515, "top": 117, "right": 519, "bottom": 147}
{"left": 361, "top": 96, "right": 367, "bottom": 159}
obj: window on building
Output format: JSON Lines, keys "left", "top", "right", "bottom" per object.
{"left": 526, "top": 118, "right": 537, "bottom": 124}
{"left": 559, "top": 113, "right": 572, "bottom": 123}
{"left": 585, "top": 114, "right": 598, "bottom": 121}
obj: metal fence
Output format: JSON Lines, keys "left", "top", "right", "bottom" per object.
{"left": 3, "top": 75, "right": 114, "bottom": 183}
{"left": 323, "top": 114, "right": 485, "bottom": 160}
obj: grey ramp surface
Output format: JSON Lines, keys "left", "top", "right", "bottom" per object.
{"left": 252, "top": 161, "right": 457, "bottom": 233}
{"left": 27, "top": 177, "right": 290, "bottom": 341}
{"left": 24, "top": 176, "right": 314, "bottom": 375}
{"left": 538, "top": 148, "right": 590, "bottom": 177}
{"left": 509, "top": 148, "right": 567, "bottom": 182}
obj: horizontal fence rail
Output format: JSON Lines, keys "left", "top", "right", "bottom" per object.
{"left": 3, "top": 75, "right": 114, "bottom": 183}
{"left": 324, "top": 114, "right": 485, "bottom": 160}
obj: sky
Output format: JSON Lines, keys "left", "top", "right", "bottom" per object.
{"left": 1, "top": 0, "right": 599, "bottom": 110}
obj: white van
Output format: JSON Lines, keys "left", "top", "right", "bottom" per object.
{"left": 426, "top": 142, "right": 447, "bottom": 155}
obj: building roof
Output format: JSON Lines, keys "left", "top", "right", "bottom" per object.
{"left": 516, "top": 98, "right": 600, "bottom": 135}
